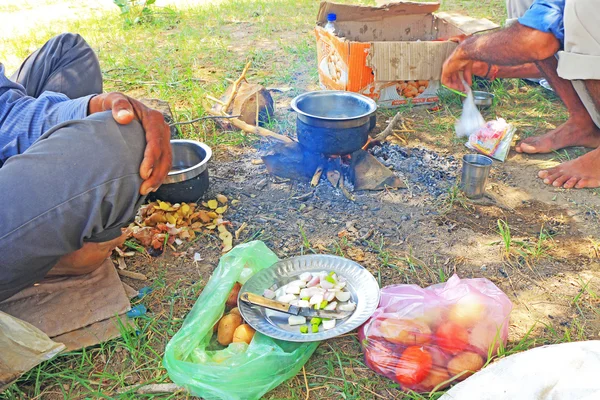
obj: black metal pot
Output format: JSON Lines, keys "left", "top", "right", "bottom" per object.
{"left": 291, "top": 91, "right": 377, "bottom": 155}
{"left": 147, "top": 140, "right": 212, "bottom": 204}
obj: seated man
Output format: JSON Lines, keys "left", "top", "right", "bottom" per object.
{"left": 0, "top": 33, "right": 172, "bottom": 301}
{"left": 442, "top": 0, "right": 600, "bottom": 189}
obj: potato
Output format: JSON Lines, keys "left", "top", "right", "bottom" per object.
{"left": 417, "top": 80, "right": 429, "bottom": 87}
{"left": 418, "top": 86, "right": 426, "bottom": 93}
{"left": 230, "top": 307, "right": 241, "bottom": 316}
{"left": 232, "top": 324, "right": 256, "bottom": 344}
{"left": 226, "top": 282, "right": 242, "bottom": 309}
{"left": 419, "top": 367, "right": 450, "bottom": 392}
{"left": 447, "top": 351, "right": 484, "bottom": 381}
{"left": 217, "top": 313, "right": 243, "bottom": 345}
{"left": 448, "top": 294, "right": 486, "bottom": 328}
{"left": 469, "top": 321, "right": 502, "bottom": 355}
{"left": 379, "top": 319, "right": 431, "bottom": 345}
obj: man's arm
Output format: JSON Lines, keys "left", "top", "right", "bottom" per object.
{"left": 0, "top": 64, "right": 171, "bottom": 194}
{"left": 442, "top": 23, "right": 560, "bottom": 91}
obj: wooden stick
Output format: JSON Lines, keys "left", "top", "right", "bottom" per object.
{"left": 207, "top": 109, "right": 292, "bottom": 143}
{"left": 374, "top": 112, "right": 403, "bottom": 142}
{"left": 310, "top": 164, "right": 324, "bottom": 186}
{"left": 206, "top": 95, "right": 226, "bottom": 105}
{"left": 222, "top": 60, "right": 252, "bottom": 112}
{"left": 118, "top": 269, "right": 147, "bottom": 281}
{"left": 118, "top": 383, "right": 181, "bottom": 395}
{"left": 255, "top": 91, "right": 260, "bottom": 126}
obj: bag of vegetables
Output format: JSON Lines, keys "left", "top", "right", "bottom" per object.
{"left": 358, "top": 275, "right": 512, "bottom": 393}
{"left": 163, "top": 241, "right": 319, "bottom": 400}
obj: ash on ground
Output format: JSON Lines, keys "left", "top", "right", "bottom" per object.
{"left": 371, "top": 143, "right": 459, "bottom": 197}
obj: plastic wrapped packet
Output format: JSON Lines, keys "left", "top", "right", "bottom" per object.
{"left": 455, "top": 76, "right": 485, "bottom": 138}
{"left": 466, "top": 118, "right": 516, "bottom": 162}
{"left": 163, "top": 241, "right": 319, "bottom": 400}
{"left": 359, "top": 275, "right": 512, "bottom": 393}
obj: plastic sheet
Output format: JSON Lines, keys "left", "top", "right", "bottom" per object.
{"left": 163, "top": 241, "right": 319, "bottom": 400}
{"left": 359, "top": 275, "right": 512, "bottom": 393}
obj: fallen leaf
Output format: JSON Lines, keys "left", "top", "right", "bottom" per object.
{"left": 207, "top": 199, "right": 218, "bottom": 209}
{"left": 216, "top": 194, "right": 228, "bottom": 204}
{"left": 215, "top": 205, "right": 228, "bottom": 214}
{"left": 337, "top": 230, "right": 348, "bottom": 238}
{"left": 198, "top": 210, "right": 212, "bottom": 223}
{"left": 231, "top": 199, "right": 240, "bottom": 206}
{"left": 347, "top": 247, "right": 366, "bottom": 262}
{"left": 207, "top": 211, "right": 218, "bottom": 219}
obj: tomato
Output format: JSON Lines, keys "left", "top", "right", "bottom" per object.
{"left": 394, "top": 346, "right": 432, "bottom": 386}
{"left": 435, "top": 321, "right": 469, "bottom": 354}
{"left": 364, "top": 338, "right": 400, "bottom": 377}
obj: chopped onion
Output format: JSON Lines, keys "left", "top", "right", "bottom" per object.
{"left": 297, "top": 300, "right": 310, "bottom": 308}
{"left": 287, "top": 280, "right": 306, "bottom": 288}
{"left": 309, "top": 294, "right": 324, "bottom": 306}
{"left": 285, "top": 285, "right": 301, "bottom": 295}
{"left": 288, "top": 315, "right": 306, "bottom": 326}
{"left": 277, "top": 294, "right": 297, "bottom": 303}
{"left": 322, "top": 319, "right": 336, "bottom": 330}
{"left": 320, "top": 280, "right": 334, "bottom": 290}
{"left": 324, "top": 301, "right": 337, "bottom": 310}
{"left": 335, "top": 291, "right": 351, "bottom": 302}
{"left": 299, "top": 272, "right": 313, "bottom": 282}
{"left": 339, "top": 301, "right": 356, "bottom": 311}
{"left": 263, "top": 289, "right": 276, "bottom": 299}
{"left": 306, "top": 276, "right": 320, "bottom": 287}
{"left": 324, "top": 291, "right": 336, "bottom": 302}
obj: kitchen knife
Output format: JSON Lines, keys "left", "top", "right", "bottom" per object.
{"left": 240, "top": 292, "right": 351, "bottom": 319}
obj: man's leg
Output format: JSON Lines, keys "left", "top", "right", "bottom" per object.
{"left": 0, "top": 112, "right": 145, "bottom": 301}
{"left": 536, "top": 0, "right": 600, "bottom": 189}
{"left": 10, "top": 33, "right": 102, "bottom": 99}
{"left": 515, "top": 56, "right": 600, "bottom": 154}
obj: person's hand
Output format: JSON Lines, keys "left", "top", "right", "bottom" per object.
{"left": 88, "top": 92, "right": 172, "bottom": 195}
{"left": 441, "top": 46, "right": 474, "bottom": 93}
{"left": 447, "top": 34, "right": 470, "bottom": 44}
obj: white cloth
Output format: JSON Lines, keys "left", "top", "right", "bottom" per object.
{"left": 557, "top": 0, "right": 600, "bottom": 127}
{"left": 440, "top": 341, "right": 600, "bottom": 400}
{"left": 505, "top": 0, "right": 534, "bottom": 25}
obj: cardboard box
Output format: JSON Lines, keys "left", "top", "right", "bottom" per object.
{"left": 315, "top": 2, "right": 498, "bottom": 107}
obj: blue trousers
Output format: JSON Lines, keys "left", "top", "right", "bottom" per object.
{"left": 0, "top": 34, "right": 146, "bottom": 301}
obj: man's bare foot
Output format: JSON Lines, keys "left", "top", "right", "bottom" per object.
{"left": 47, "top": 232, "right": 127, "bottom": 276}
{"left": 538, "top": 147, "right": 600, "bottom": 189}
{"left": 516, "top": 116, "right": 600, "bottom": 154}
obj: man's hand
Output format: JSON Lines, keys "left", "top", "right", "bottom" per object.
{"left": 88, "top": 92, "right": 172, "bottom": 195}
{"left": 441, "top": 46, "right": 474, "bottom": 93}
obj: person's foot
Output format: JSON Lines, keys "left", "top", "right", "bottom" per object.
{"left": 538, "top": 147, "right": 600, "bottom": 189}
{"left": 516, "top": 116, "right": 600, "bottom": 154}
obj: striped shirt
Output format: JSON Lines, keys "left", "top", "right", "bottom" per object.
{"left": 0, "top": 63, "right": 92, "bottom": 167}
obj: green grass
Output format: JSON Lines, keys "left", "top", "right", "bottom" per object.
{"left": 1, "top": 1, "right": 595, "bottom": 399}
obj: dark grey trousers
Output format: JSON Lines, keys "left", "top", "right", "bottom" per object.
{"left": 0, "top": 34, "right": 146, "bottom": 302}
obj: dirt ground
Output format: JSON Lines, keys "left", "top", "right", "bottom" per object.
{"left": 2, "top": 0, "right": 600, "bottom": 398}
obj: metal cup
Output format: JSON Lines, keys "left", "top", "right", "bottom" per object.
{"left": 460, "top": 154, "right": 493, "bottom": 199}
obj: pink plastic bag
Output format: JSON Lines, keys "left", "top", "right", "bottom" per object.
{"left": 359, "top": 275, "right": 512, "bottom": 393}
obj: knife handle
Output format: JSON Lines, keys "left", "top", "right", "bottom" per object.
{"left": 240, "top": 292, "right": 291, "bottom": 313}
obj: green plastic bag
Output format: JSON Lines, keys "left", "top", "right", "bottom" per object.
{"left": 163, "top": 241, "right": 319, "bottom": 400}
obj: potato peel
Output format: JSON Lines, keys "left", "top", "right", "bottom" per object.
{"left": 125, "top": 200, "right": 233, "bottom": 252}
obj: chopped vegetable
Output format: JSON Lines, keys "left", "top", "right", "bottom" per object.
{"left": 322, "top": 319, "right": 336, "bottom": 330}
{"left": 299, "top": 272, "right": 312, "bottom": 282}
{"left": 309, "top": 294, "right": 324, "bottom": 306}
{"left": 311, "top": 324, "right": 320, "bottom": 333}
{"left": 335, "top": 291, "right": 351, "bottom": 302}
{"left": 277, "top": 294, "right": 297, "bottom": 303}
{"left": 324, "top": 301, "right": 337, "bottom": 311}
{"left": 324, "top": 276, "right": 336, "bottom": 284}
{"left": 310, "top": 317, "right": 322, "bottom": 326}
{"left": 263, "top": 289, "right": 276, "bottom": 299}
{"left": 300, "top": 325, "right": 309, "bottom": 334}
{"left": 297, "top": 300, "right": 310, "bottom": 308}
{"left": 288, "top": 315, "right": 306, "bottom": 326}
{"left": 339, "top": 301, "right": 356, "bottom": 311}
{"left": 320, "top": 300, "right": 328, "bottom": 309}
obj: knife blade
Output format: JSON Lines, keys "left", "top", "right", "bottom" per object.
{"left": 240, "top": 292, "right": 351, "bottom": 319}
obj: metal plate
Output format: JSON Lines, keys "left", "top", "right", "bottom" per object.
{"left": 238, "top": 255, "right": 380, "bottom": 342}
